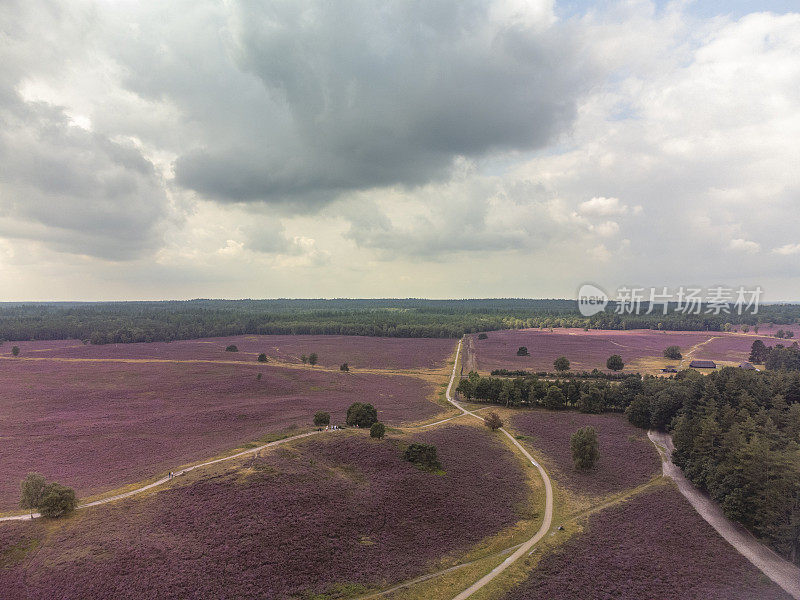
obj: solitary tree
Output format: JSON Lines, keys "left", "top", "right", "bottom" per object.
{"left": 786, "top": 331, "right": 795, "bottom": 339}
{"left": 478, "top": 333, "right": 488, "bottom": 340}
{"left": 225, "top": 344, "right": 238, "bottom": 352}
{"left": 308, "top": 353, "right": 318, "bottom": 366}
{"left": 742, "top": 324, "right": 750, "bottom": 333}
{"left": 606, "top": 354, "right": 624, "bottom": 371}
{"left": 749, "top": 339, "right": 768, "bottom": 364}
{"left": 257, "top": 353, "right": 268, "bottom": 363}
{"left": 346, "top": 402, "right": 378, "bottom": 427}
{"left": 370, "top": 422, "right": 386, "bottom": 439}
{"left": 663, "top": 346, "right": 682, "bottom": 360}
{"left": 403, "top": 443, "right": 441, "bottom": 470}
{"left": 516, "top": 346, "right": 529, "bottom": 356}
{"left": 570, "top": 426, "right": 599, "bottom": 469}
{"left": 340, "top": 363, "right": 349, "bottom": 372}
{"left": 313, "top": 411, "right": 331, "bottom": 427}
{"left": 20, "top": 473, "right": 47, "bottom": 512}
{"left": 11, "top": 346, "right": 20, "bottom": 357}
{"left": 554, "top": 356, "right": 570, "bottom": 372}
{"left": 484, "top": 412, "right": 503, "bottom": 431}
{"left": 301, "top": 354, "right": 308, "bottom": 364}
{"left": 777, "top": 329, "right": 786, "bottom": 339}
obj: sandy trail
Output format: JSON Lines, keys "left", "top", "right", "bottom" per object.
{"left": 648, "top": 430, "right": 800, "bottom": 599}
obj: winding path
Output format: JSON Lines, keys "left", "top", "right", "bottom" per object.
{"left": 0, "top": 430, "right": 327, "bottom": 522}
{"left": 648, "top": 430, "right": 800, "bottom": 599}
{"left": 443, "top": 340, "right": 554, "bottom": 600}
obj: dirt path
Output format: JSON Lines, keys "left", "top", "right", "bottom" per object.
{"left": 0, "top": 430, "right": 329, "bottom": 523}
{"left": 678, "top": 336, "right": 721, "bottom": 368}
{"left": 442, "top": 339, "right": 554, "bottom": 600}
{"left": 648, "top": 430, "right": 800, "bottom": 599}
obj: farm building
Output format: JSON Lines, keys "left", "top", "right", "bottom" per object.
{"left": 739, "top": 362, "right": 757, "bottom": 370}
{"left": 689, "top": 360, "right": 716, "bottom": 369}
{"left": 661, "top": 366, "right": 678, "bottom": 373}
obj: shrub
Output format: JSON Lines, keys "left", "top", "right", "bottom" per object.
{"left": 256, "top": 373, "right": 262, "bottom": 381}
{"left": 11, "top": 345, "right": 20, "bottom": 357}
{"left": 309, "top": 353, "right": 318, "bottom": 366}
{"left": 484, "top": 412, "right": 503, "bottom": 431}
{"left": 370, "top": 422, "right": 386, "bottom": 439}
{"left": 606, "top": 354, "right": 624, "bottom": 371}
{"left": 346, "top": 402, "right": 378, "bottom": 428}
{"left": 313, "top": 411, "right": 331, "bottom": 427}
{"left": 38, "top": 483, "right": 77, "bottom": 518}
{"left": 225, "top": 345, "right": 238, "bottom": 352}
{"left": 478, "top": 333, "right": 488, "bottom": 340}
{"left": 663, "top": 346, "right": 682, "bottom": 360}
{"left": 554, "top": 356, "right": 570, "bottom": 371}
{"left": 257, "top": 353, "right": 268, "bottom": 362}
{"left": 570, "top": 426, "right": 599, "bottom": 470}
{"left": 340, "top": 363, "right": 349, "bottom": 372}
{"left": 301, "top": 354, "right": 308, "bottom": 364}
{"left": 516, "top": 346, "right": 529, "bottom": 356}
{"left": 20, "top": 473, "right": 77, "bottom": 518}
{"left": 403, "top": 443, "right": 441, "bottom": 470}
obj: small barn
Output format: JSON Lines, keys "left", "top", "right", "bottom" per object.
{"left": 739, "top": 362, "right": 756, "bottom": 370}
{"left": 690, "top": 359, "right": 716, "bottom": 369}
{"left": 661, "top": 366, "right": 678, "bottom": 373}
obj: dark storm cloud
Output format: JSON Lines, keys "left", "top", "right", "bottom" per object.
{"left": 153, "top": 0, "right": 589, "bottom": 205}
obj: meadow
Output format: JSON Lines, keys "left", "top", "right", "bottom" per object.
{"left": 512, "top": 410, "right": 661, "bottom": 497}
{"left": 6, "top": 334, "right": 456, "bottom": 371}
{"left": 502, "top": 485, "right": 792, "bottom": 600}
{"left": 0, "top": 425, "right": 529, "bottom": 599}
{"left": 0, "top": 357, "right": 442, "bottom": 511}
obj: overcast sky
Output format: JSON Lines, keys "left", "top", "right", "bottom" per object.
{"left": 1, "top": 0, "right": 798, "bottom": 301}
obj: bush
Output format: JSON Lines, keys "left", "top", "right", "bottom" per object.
{"left": 484, "top": 412, "right": 503, "bottom": 431}
{"left": 606, "top": 354, "right": 624, "bottom": 371}
{"left": 225, "top": 345, "right": 238, "bottom": 352}
{"left": 516, "top": 346, "right": 529, "bottom": 356}
{"left": 301, "top": 354, "right": 308, "bottom": 364}
{"left": 257, "top": 353, "right": 268, "bottom": 362}
{"left": 570, "top": 426, "right": 599, "bottom": 470}
{"left": 370, "top": 422, "right": 386, "bottom": 439}
{"left": 11, "top": 345, "right": 20, "bottom": 357}
{"left": 340, "top": 363, "right": 349, "bottom": 372}
{"left": 478, "top": 333, "right": 488, "bottom": 340}
{"left": 663, "top": 346, "right": 682, "bottom": 360}
{"left": 309, "top": 353, "right": 318, "bottom": 366}
{"left": 403, "top": 443, "right": 441, "bottom": 470}
{"left": 20, "top": 473, "right": 77, "bottom": 518}
{"left": 38, "top": 483, "right": 77, "bottom": 518}
{"left": 346, "top": 402, "right": 378, "bottom": 428}
{"left": 554, "top": 356, "right": 570, "bottom": 371}
{"left": 313, "top": 411, "right": 331, "bottom": 426}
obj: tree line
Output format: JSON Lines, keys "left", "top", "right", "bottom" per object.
{"left": 0, "top": 299, "right": 798, "bottom": 344}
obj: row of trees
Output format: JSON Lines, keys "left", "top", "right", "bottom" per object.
{"left": 750, "top": 340, "right": 800, "bottom": 370}
{"left": 1, "top": 299, "right": 797, "bottom": 343}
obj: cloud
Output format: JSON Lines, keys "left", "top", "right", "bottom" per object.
{"left": 577, "top": 196, "right": 634, "bottom": 217}
{"left": 773, "top": 243, "right": 800, "bottom": 255}
{"left": 729, "top": 238, "right": 760, "bottom": 253}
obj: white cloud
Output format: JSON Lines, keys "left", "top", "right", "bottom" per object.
{"left": 773, "top": 243, "right": 800, "bottom": 255}
{"left": 729, "top": 238, "right": 761, "bottom": 254}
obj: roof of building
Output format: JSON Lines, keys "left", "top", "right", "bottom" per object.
{"left": 689, "top": 359, "right": 717, "bottom": 368}
{"left": 739, "top": 362, "right": 756, "bottom": 370}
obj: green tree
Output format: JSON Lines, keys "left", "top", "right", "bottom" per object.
{"left": 225, "top": 344, "right": 238, "bottom": 352}
{"left": 11, "top": 345, "right": 20, "bottom": 357}
{"left": 516, "top": 346, "right": 529, "bottom": 356}
{"left": 570, "top": 426, "right": 599, "bottom": 469}
{"left": 309, "top": 353, "right": 318, "bottom": 366}
{"left": 20, "top": 473, "right": 47, "bottom": 512}
{"left": 340, "top": 363, "right": 349, "bottom": 371}
{"left": 663, "top": 346, "right": 682, "bottom": 360}
{"left": 478, "top": 333, "right": 488, "bottom": 340}
{"left": 544, "top": 385, "right": 566, "bottom": 410}
{"left": 777, "top": 329, "right": 785, "bottom": 338}
{"left": 313, "top": 411, "right": 330, "bottom": 426}
{"left": 37, "top": 483, "right": 77, "bottom": 518}
{"left": 578, "top": 386, "right": 604, "bottom": 413}
{"left": 346, "top": 402, "right": 378, "bottom": 427}
{"left": 257, "top": 353, "right": 268, "bottom": 362}
{"left": 749, "top": 340, "right": 768, "bottom": 364}
{"left": 625, "top": 394, "right": 651, "bottom": 429}
{"left": 554, "top": 356, "right": 570, "bottom": 372}
{"left": 370, "top": 422, "right": 386, "bottom": 439}
{"left": 301, "top": 354, "right": 308, "bottom": 364}
{"left": 484, "top": 411, "right": 503, "bottom": 431}
{"left": 606, "top": 354, "right": 624, "bottom": 371}
{"left": 403, "top": 443, "right": 440, "bottom": 470}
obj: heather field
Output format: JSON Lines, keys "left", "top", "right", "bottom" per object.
{"left": 0, "top": 359, "right": 441, "bottom": 511}
{"left": 471, "top": 328, "right": 717, "bottom": 372}
{"left": 502, "top": 486, "right": 792, "bottom": 600}
{"left": 512, "top": 410, "right": 660, "bottom": 497}
{"left": 7, "top": 334, "right": 456, "bottom": 371}
{"left": 0, "top": 426, "right": 529, "bottom": 600}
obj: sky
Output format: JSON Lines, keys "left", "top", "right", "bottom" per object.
{"left": 0, "top": 0, "right": 798, "bottom": 301}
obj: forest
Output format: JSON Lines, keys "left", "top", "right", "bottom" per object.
{"left": 1, "top": 299, "right": 799, "bottom": 344}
